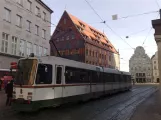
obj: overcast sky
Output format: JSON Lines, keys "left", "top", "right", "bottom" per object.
{"left": 43, "top": 0, "right": 160, "bottom": 72}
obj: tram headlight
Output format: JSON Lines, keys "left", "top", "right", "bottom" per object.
{"left": 27, "top": 96, "right": 32, "bottom": 100}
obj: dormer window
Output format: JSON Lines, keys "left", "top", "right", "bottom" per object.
{"left": 77, "top": 26, "right": 83, "bottom": 31}
{"left": 83, "top": 34, "right": 88, "bottom": 39}
{"left": 79, "top": 22, "right": 85, "bottom": 28}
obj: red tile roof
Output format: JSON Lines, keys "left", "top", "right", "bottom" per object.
{"left": 67, "top": 12, "right": 118, "bottom": 54}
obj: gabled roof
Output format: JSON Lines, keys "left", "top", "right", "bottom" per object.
{"left": 67, "top": 11, "right": 118, "bottom": 54}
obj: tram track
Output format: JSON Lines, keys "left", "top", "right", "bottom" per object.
{"left": 0, "top": 85, "right": 158, "bottom": 120}
{"left": 75, "top": 86, "right": 157, "bottom": 120}
{"left": 108, "top": 87, "right": 157, "bottom": 120}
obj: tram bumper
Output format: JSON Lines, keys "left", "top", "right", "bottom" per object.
{"left": 12, "top": 99, "right": 37, "bottom": 112}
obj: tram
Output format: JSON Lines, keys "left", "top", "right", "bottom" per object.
{"left": 12, "top": 54, "right": 132, "bottom": 111}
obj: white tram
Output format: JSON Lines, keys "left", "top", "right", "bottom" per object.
{"left": 12, "top": 55, "right": 132, "bottom": 111}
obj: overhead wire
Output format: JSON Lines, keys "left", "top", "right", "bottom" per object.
{"left": 142, "top": 13, "right": 160, "bottom": 46}
{"left": 8, "top": 0, "right": 159, "bottom": 54}
{"left": 87, "top": 11, "right": 158, "bottom": 25}
{"left": 84, "top": 0, "right": 134, "bottom": 50}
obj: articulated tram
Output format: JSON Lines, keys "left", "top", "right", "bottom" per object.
{"left": 12, "top": 55, "right": 132, "bottom": 111}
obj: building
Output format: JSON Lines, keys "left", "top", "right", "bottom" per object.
{"left": 50, "top": 11, "right": 120, "bottom": 69}
{"left": 152, "top": 10, "right": 161, "bottom": 86}
{"left": 0, "top": 0, "right": 53, "bottom": 69}
{"left": 129, "top": 46, "right": 152, "bottom": 83}
{"left": 151, "top": 52, "right": 159, "bottom": 83}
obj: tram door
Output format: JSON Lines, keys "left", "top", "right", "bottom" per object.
{"left": 54, "top": 65, "right": 64, "bottom": 99}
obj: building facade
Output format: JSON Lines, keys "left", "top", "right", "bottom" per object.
{"left": 129, "top": 46, "right": 152, "bottom": 83}
{"left": 152, "top": 12, "right": 161, "bottom": 87}
{"left": 151, "top": 52, "right": 159, "bottom": 83}
{"left": 50, "top": 11, "right": 120, "bottom": 69}
{"left": 0, "top": 0, "right": 53, "bottom": 69}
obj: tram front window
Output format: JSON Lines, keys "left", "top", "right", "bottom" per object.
{"left": 15, "top": 59, "right": 37, "bottom": 85}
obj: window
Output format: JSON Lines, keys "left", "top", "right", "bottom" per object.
{"left": 19, "top": 40, "right": 25, "bottom": 56}
{"left": 66, "top": 36, "right": 69, "bottom": 40}
{"left": 42, "top": 11, "right": 46, "bottom": 21}
{"left": 4, "top": 8, "right": 11, "bottom": 22}
{"left": 1, "top": 33, "right": 9, "bottom": 53}
{"left": 86, "top": 49, "right": 88, "bottom": 55}
{"left": 65, "top": 67, "right": 90, "bottom": 84}
{"left": 44, "top": 48, "right": 47, "bottom": 56}
{"left": 27, "top": 0, "right": 32, "bottom": 11}
{"left": 39, "top": 46, "right": 42, "bottom": 56}
{"left": 56, "top": 38, "right": 59, "bottom": 42}
{"left": 35, "top": 6, "right": 40, "bottom": 16}
{"left": 16, "top": 15, "right": 22, "bottom": 27}
{"left": 27, "top": 42, "right": 32, "bottom": 56}
{"left": 56, "top": 67, "right": 62, "bottom": 84}
{"left": 154, "top": 61, "right": 156, "bottom": 64}
{"left": 26, "top": 20, "right": 31, "bottom": 32}
{"left": 12, "top": 36, "right": 18, "bottom": 55}
{"left": 154, "top": 66, "right": 156, "bottom": 70}
{"left": 61, "top": 37, "right": 64, "bottom": 41}
{"left": 33, "top": 44, "right": 37, "bottom": 55}
{"left": 64, "top": 19, "right": 66, "bottom": 24}
{"left": 109, "top": 56, "right": 111, "bottom": 61}
{"left": 42, "top": 29, "right": 46, "bottom": 39}
{"left": 72, "top": 34, "right": 75, "bottom": 39}
{"left": 35, "top": 25, "right": 39, "bottom": 35}
{"left": 36, "top": 64, "right": 52, "bottom": 84}
{"left": 17, "top": 0, "right": 23, "bottom": 5}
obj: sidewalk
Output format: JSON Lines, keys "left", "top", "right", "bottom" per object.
{"left": 0, "top": 90, "right": 6, "bottom": 109}
{"left": 130, "top": 90, "right": 161, "bottom": 120}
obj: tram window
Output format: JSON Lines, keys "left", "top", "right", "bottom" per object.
{"left": 91, "top": 71, "right": 100, "bottom": 83}
{"left": 65, "top": 66, "right": 89, "bottom": 84}
{"left": 114, "top": 74, "right": 119, "bottom": 83}
{"left": 120, "top": 75, "right": 124, "bottom": 83}
{"left": 56, "top": 67, "right": 62, "bottom": 84}
{"left": 36, "top": 64, "right": 52, "bottom": 84}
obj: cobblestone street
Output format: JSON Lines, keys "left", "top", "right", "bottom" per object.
{"left": 0, "top": 84, "right": 158, "bottom": 120}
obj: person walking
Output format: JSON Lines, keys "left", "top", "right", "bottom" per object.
{"left": 6, "top": 80, "right": 13, "bottom": 106}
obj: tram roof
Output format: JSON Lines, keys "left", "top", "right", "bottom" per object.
{"left": 19, "top": 56, "right": 130, "bottom": 75}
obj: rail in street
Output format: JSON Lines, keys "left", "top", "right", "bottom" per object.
{"left": 0, "top": 84, "right": 158, "bottom": 120}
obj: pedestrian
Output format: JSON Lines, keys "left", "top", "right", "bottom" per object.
{"left": 6, "top": 80, "right": 13, "bottom": 106}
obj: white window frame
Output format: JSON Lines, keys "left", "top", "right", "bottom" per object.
{"left": 16, "top": 15, "right": 22, "bottom": 27}
{"left": 66, "top": 36, "right": 70, "bottom": 40}
{"left": 35, "top": 6, "right": 40, "bottom": 16}
{"left": 44, "top": 48, "right": 47, "bottom": 56}
{"left": 26, "top": 20, "right": 31, "bottom": 32}
{"left": 4, "top": 8, "right": 11, "bottom": 22}
{"left": 39, "top": 46, "right": 42, "bottom": 56}
{"left": 35, "top": 25, "right": 39, "bottom": 35}
{"left": 1, "top": 33, "right": 9, "bottom": 53}
{"left": 33, "top": 44, "right": 37, "bottom": 56}
{"left": 27, "top": 42, "right": 32, "bottom": 56}
{"left": 11, "top": 36, "right": 18, "bottom": 55}
{"left": 19, "top": 39, "right": 25, "bottom": 56}
{"left": 42, "top": 11, "right": 46, "bottom": 21}
{"left": 26, "top": 0, "right": 32, "bottom": 11}
{"left": 42, "top": 29, "right": 46, "bottom": 39}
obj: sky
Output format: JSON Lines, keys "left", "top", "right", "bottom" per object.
{"left": 42, "top": 0, "right": 160, "bottom": 72}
